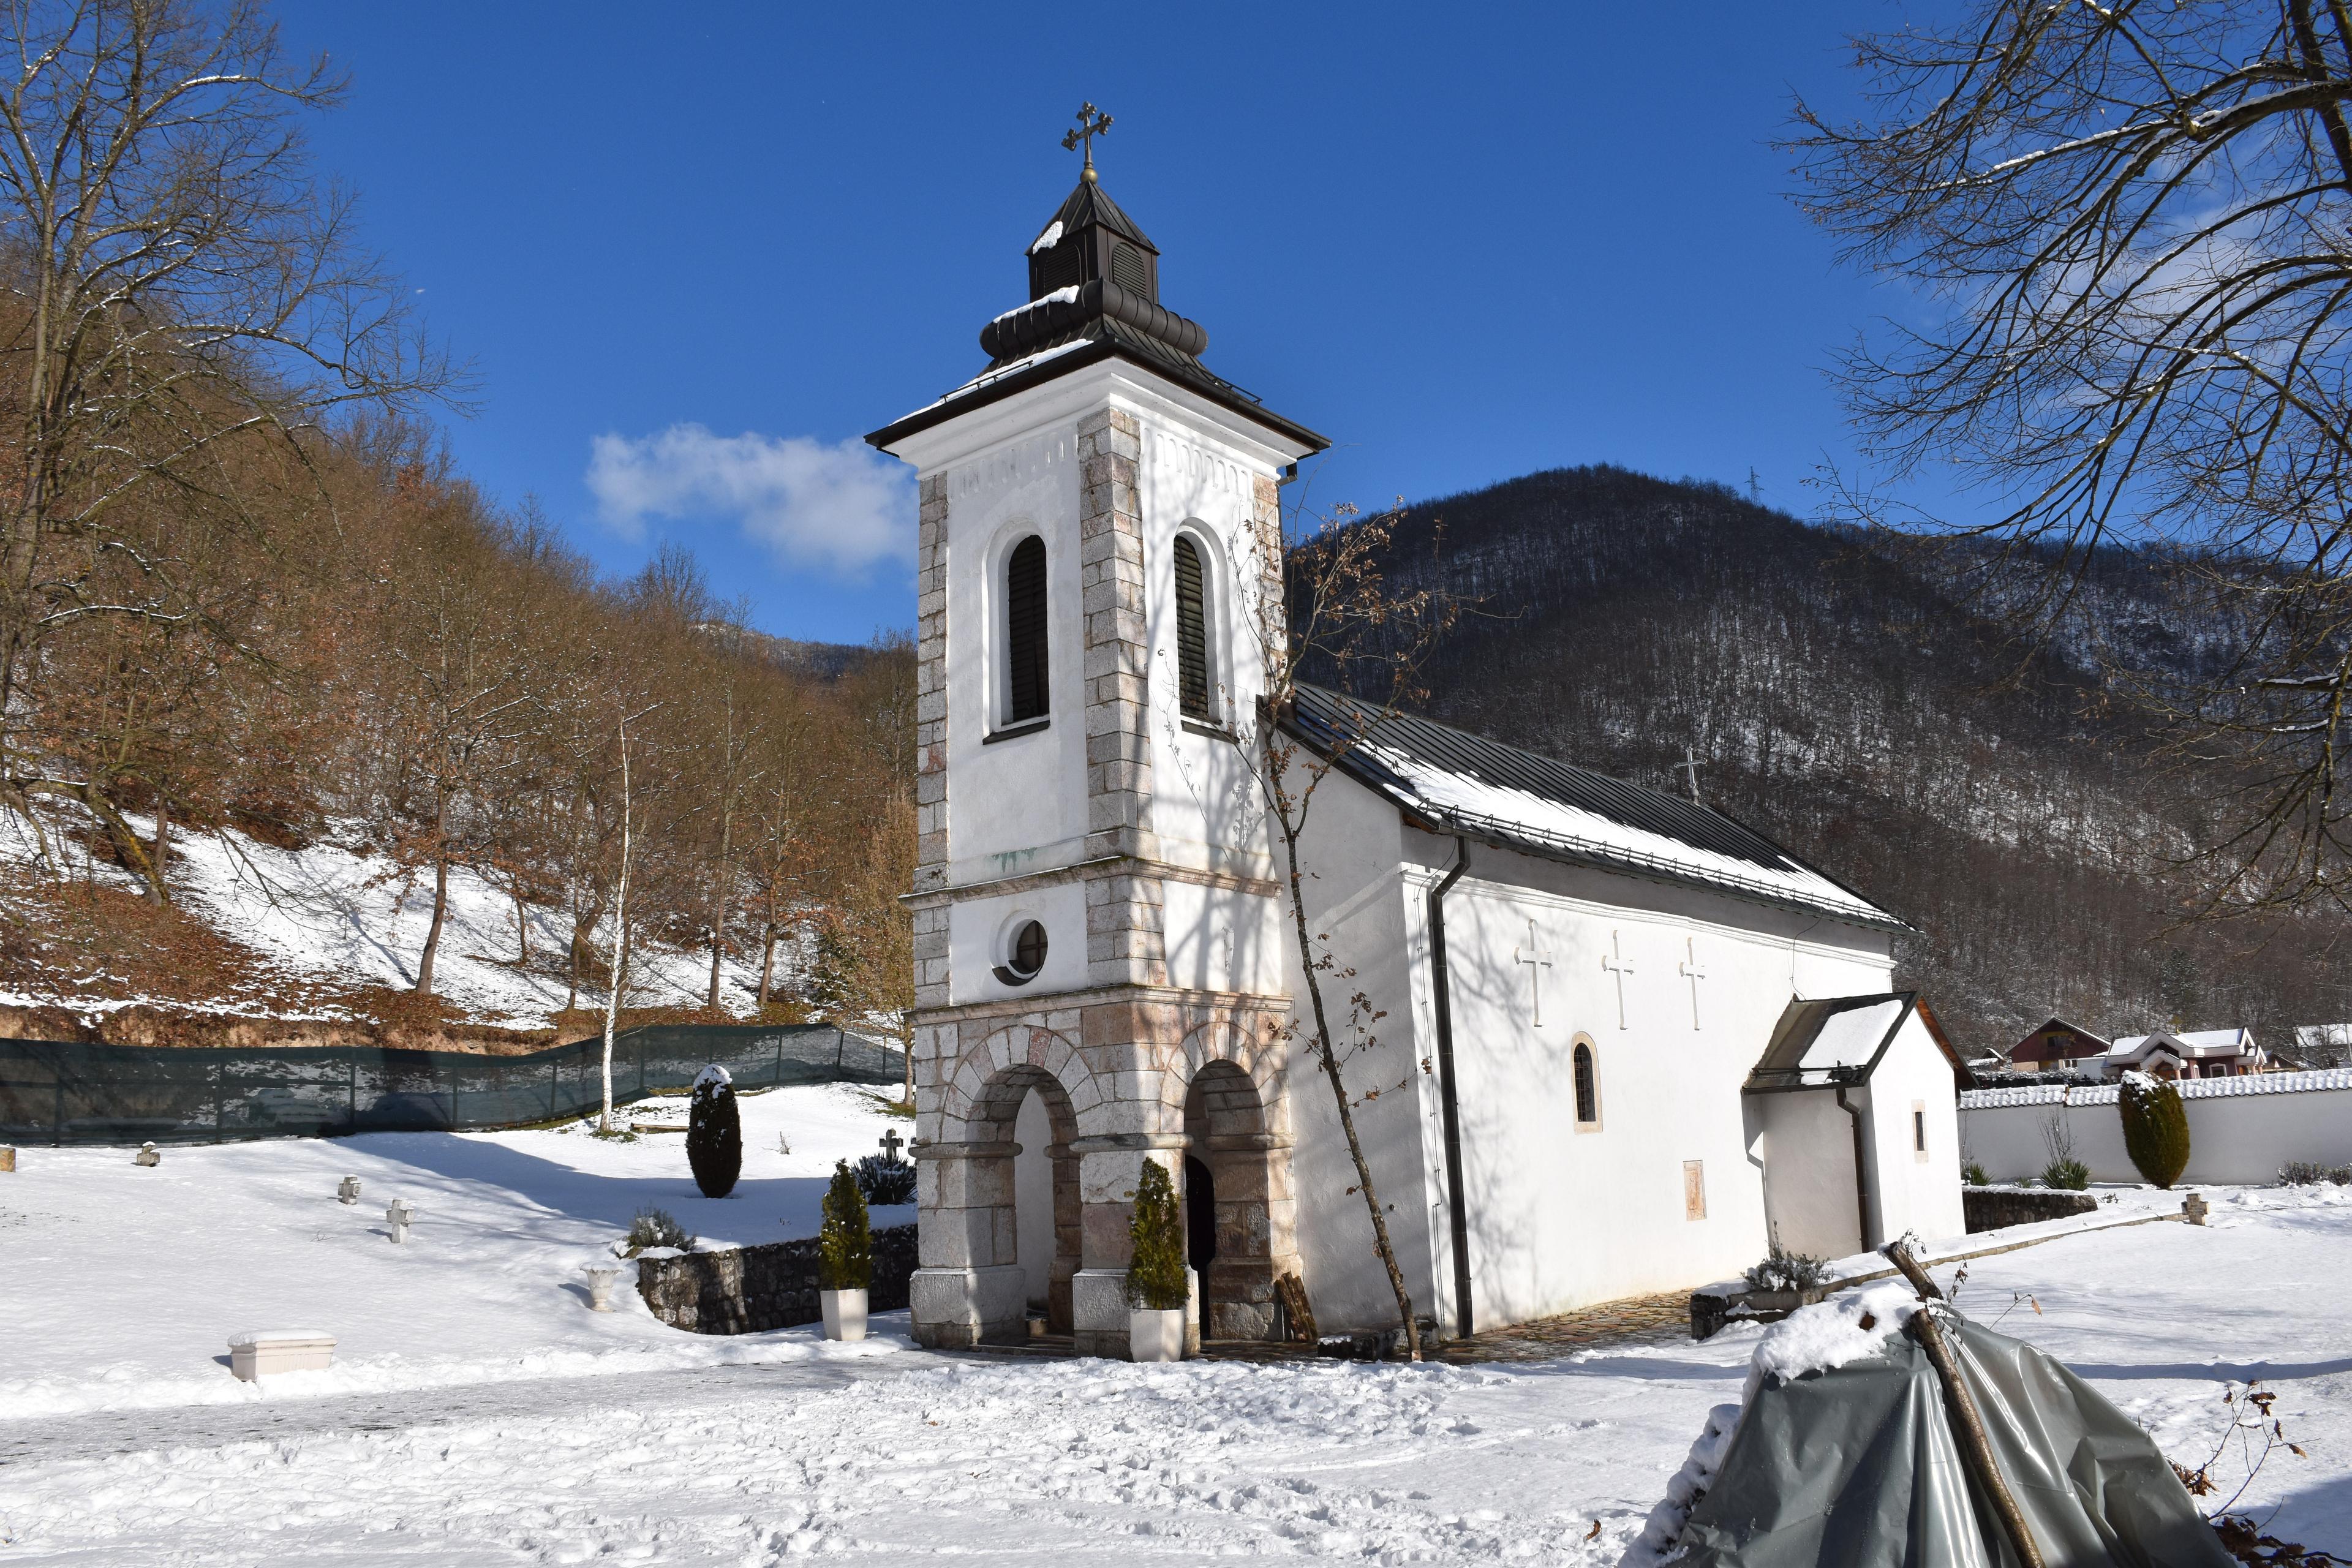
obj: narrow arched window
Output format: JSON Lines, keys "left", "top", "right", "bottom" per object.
{"left": 1173, "top": 533, "right": 1210, "bottom": 720}
{"left": 1573, "top": 1043, "right": 1599, "bottom": 1125}
{"left": 1005, "top": 535, "right": 1049, "bottom": 724}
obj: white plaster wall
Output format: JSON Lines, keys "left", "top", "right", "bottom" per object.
{"left": 1280, "top": 765, "right": 1447, "bottom": 1333}
{"left": 1961, "top": 1079, "right": 2352, "bottom": 1186}
{"left": 1866, "top": 1013, "right": 1967, "bottom": 1242}
{"left": 1013, "top": 1089, "right": 1054, "bottom": 1309}
{"left": 939, "top": 426, "right": 1090, "bottom": 881}
{"left": 948, "top": 883, "right": 1088, "bottom": 1005}
{"left": 1421, "top": 829, "right": 1897, "bottom": 1328}
{"left": 1751, "top": 1090, "right": 1865, "bottom": 1259}
{"left": 1163, "top": 879, "right": 1287, "bottom": 996}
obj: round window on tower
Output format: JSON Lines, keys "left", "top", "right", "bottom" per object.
{"left": 995, "top": 919, "right": 1049, "bottom": 987}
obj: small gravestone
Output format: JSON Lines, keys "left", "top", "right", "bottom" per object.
{"left": 228, "top": 1330, "right": 335, "bottom": 1381}
{"left": 0, "top": 1144, "right": 15, "bottom": 1173}
{"left": 337, "top": 1175, "right": 363, "bottom": 1205}
{"left": 386, "top": 1198, "right": 414, "bottom": 1243}
{"left": 133, "top": 1142, "right": 160, "bottom": 1167}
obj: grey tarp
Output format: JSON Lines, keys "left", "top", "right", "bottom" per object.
{"left": 1679, "top": 1312, "right": 2235, "bottom": 1567}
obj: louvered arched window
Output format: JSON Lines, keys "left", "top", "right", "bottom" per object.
{"left": 1573, "top": 1042, "right": 1600, "bottom": 1126}
{"left": 1172, "top": 533, "right": 1212, "bottom": 720}
{"left": 1005, "top": 535, "right": 1050, "bottom": 725}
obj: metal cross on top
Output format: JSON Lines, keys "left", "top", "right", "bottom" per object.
{"left": 879, "top": 1128, "right": 906, "bottom": 1162}
{"left": 1062, "top": 102, "right": 1113, "bottom": 178}
{"left": 1513, "top": 919, "right": 1555, "bottom": 1027}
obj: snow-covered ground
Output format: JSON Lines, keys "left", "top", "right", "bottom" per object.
{"left": 2, "top": 1150, "right": 2346, "bottom": 1563}
{"left": 0, "top": 811, "right": 785, "bottom": 1030}
{"left": 0, "top": 1083, "right": 914, "bottom": 1420}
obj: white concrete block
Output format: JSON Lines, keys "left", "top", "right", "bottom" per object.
{"left": 227, "top": 1330, "right": 335, "bottom": 1381}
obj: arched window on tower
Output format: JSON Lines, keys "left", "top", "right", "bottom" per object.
{"left": 1005, "top": 535, "right": 1049, "bottom": 725}
{"left": 1573, "top": 1042, "right": 1600, "bottom": 1127}
{"left": 1172, "top": 533, "right": 1212, "bottom": 720}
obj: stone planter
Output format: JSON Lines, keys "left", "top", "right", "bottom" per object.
{"left": 1745, "top": 1286, "right": 1831, "bottom": 1315}
{"left": 582, "top": 1265, "right": 624, "bottom": 1312}
{"left": 228, "top": 1330, "right": 336, "bottom": 1381}
{"left": 1128, "top": 1307, "right": 1185, "bottom": 1363}
{"left": 821, "top": 1287, "right": 868, "bottom": 1342}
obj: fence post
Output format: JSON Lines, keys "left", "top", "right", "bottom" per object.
{"left": 53, "top": 1068, "right": 63, "bottom": 1147}
{"left": 550, "top": 1056, "right": 559, "bottom": 1121}
{"left": 348, "top": 1053, "right": 358, "bottom": 1132}
{"left": 213, "top": 1057, "right": 224, "bottom": 1142}
{"left": 775, "top": 1031, "right": 784, "bottom": 1091}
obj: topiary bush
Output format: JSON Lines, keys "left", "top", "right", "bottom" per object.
{"left": 686, "top": 1065, "right": 742, "bottom": 1199}
{"left": 2040, "top": 1157, "right": 2091, "bottom": 1191}
{"left": 2119, "top": 1071, "right": 2190, "bottom": 1188}
{"left": 854, "top": 1152, "right": 916, "bottom": 1206}
{"left": 1125, "top": 1159, "right": 1188, "bottom": 1311}
{"left": 818, "top": 1160, "right": 872, "bottom": 1292}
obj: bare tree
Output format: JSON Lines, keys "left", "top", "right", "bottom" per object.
{"left": 1229, "top": 496, "right": 1463, "bottom": 1362}
{"left": 597, "top": 701, "right": 658, "bottom": 1133}
{"left": 1792, "top": 1, "right": 2352, "bottom": 919}
{"left": 0, "top": 0, "right": 453, "bottom": 855}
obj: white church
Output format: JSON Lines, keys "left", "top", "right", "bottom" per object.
{"left": 867, "top": 138, "right": 1966, "bottom": 1355}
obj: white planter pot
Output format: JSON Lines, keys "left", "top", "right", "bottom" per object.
{"left": 1129, "top": 1306, "right": 1185, "bottom": 1363}
{"left": 582, "top": 1266, "right": 624, "bottom": 1312}
{"left": 821, "top": 1287, "right": 869, "bottom": 1342}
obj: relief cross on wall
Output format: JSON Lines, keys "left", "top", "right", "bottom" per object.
{"left": 1513, "top": 919, "right": 1555, "bottom": 1027}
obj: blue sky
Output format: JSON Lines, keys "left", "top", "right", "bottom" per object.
{"left": 275, "top": 2, "right": 1902, "bottom": 645}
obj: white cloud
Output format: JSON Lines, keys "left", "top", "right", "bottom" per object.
{"left": 586, "top": 424, "right": 914, "bottom": 575}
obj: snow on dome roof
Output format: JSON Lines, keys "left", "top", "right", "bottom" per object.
{"left": 1284, "top": 685, "right": 1904, "bottom": 931}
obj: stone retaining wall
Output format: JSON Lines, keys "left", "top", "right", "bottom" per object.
{"left": 1962, "top": 1187, "right": 2097, "bottom": 1232}
{"left": 636, "top": 1224, "right": 918, "bottom": 1335}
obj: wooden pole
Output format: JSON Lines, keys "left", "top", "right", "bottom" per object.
{"left": 1887, "top": 1243, "right": 2043, "bottom": 1568}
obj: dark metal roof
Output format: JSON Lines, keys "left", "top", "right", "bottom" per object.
{"left": 866, "top": 174, "right": 1327, "bottom": 456}
{"left": 1744, "top": 992, "right": 1920, "bottom": 1092}
{"left": 1283, "top": 683, "right": 1908, "bottom": 932}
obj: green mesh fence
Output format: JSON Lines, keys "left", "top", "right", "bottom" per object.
{"left": 0, "top": 1024, "right": 904, "bottom": 1146}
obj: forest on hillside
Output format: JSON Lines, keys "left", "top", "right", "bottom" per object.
{"left": 2, "top": 410, "right": 918, "bottom": 1042}
{"left": 1345, "top": 465, "right": 2351, "bottom": 1059}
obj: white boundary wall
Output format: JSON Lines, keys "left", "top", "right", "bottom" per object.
{"left": 1959, "top": 1068, "right": 2352, "bottom": 1185}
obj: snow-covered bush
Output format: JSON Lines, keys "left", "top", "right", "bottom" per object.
{"left": 1125, "top": 1160, "right": 1188, "bottom": 1311}
{"left": 853, "top": 1152, "right": 916, "bottom": 1206}
{"left": 1962, "top": 1161, "right": 1989, "bottom": 1186}
{"left": 817, "top": 1161, "right": 872, "bottom": 1291}
{"left": 2278, "top": 1161, "right": 2352, "bottom": 1186}
{"left": 1743, "top": 1243, "right": 1831, "bottom": 1294}
{"left": 2118, "top": 1070, "right": 2189, "bottom": 1189}
{"left": 686, "top": 1065, "right": 742, "bottom": 1199}
{"left": 622, "top": 1206, "right": 695, "bottom": 1256}
{"left": 2040, "top": 1157, "right": 2091, "bottom": 1190}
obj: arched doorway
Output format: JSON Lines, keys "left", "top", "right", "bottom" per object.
{"left": 1182, "top": 1058, "right": 1282, "bottom": 1340}
{"left": 963, "top": 1063, "right": 1082, "bottom": 1335}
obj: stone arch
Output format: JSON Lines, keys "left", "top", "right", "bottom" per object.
{"left": 1177, "top": 1016, "right": 1298, "bottom": 1341}
{"left": 914, "top": 1026, "right": 1090, "bottom": 1346}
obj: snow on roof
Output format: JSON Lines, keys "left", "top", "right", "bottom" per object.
{"left": 1800, "top": 1001, "right": 1908, "bottom": 1074}
{"left": 2107, "top": 1027, "right": 2255, "bottom": 1059}
{"left": 1960, "top": 1065, "right": 2352, "bottom": 1108}
{"left": 1745, "top": 994, "right": 1921, "bottom": 1090}
{"left": 988, "top": 286, "right": 1078, "bottom": 326}
{"left": 1028, "top": 219, "right": 1064, "bottom": 255}
{"left": 1286, "top": 685, "right": 1902, "bottom": 930}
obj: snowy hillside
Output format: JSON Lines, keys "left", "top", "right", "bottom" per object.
{"left": 1, "top": 810, "right": 790, "bottom": 1035}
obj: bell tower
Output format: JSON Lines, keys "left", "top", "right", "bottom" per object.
{"left": 868, "top": 115, "right": 1327, "bottom": 1354}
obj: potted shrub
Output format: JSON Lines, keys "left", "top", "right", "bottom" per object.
{"left": 1741, "top": 1243, "right": 1833, "bottom": 1314}
{"left": 818, "top": 1159, "right": 872, "bottom": 1341}
{"left": 687, "top": 1065, "right": 742, "bottom": 1199}
{"left": 1125, "top": 1160, "right": 1188, "bottom": 1362}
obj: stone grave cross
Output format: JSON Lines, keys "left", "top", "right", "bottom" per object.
{"left": 880, "top": 1128, "right": 905, "bottom": 1162}
{"left": 1513, "top": 920, "right": 1555, "bottom": 1027}
{"left": 1602, "top": 930, "right": 1637, "bottom": 1030}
